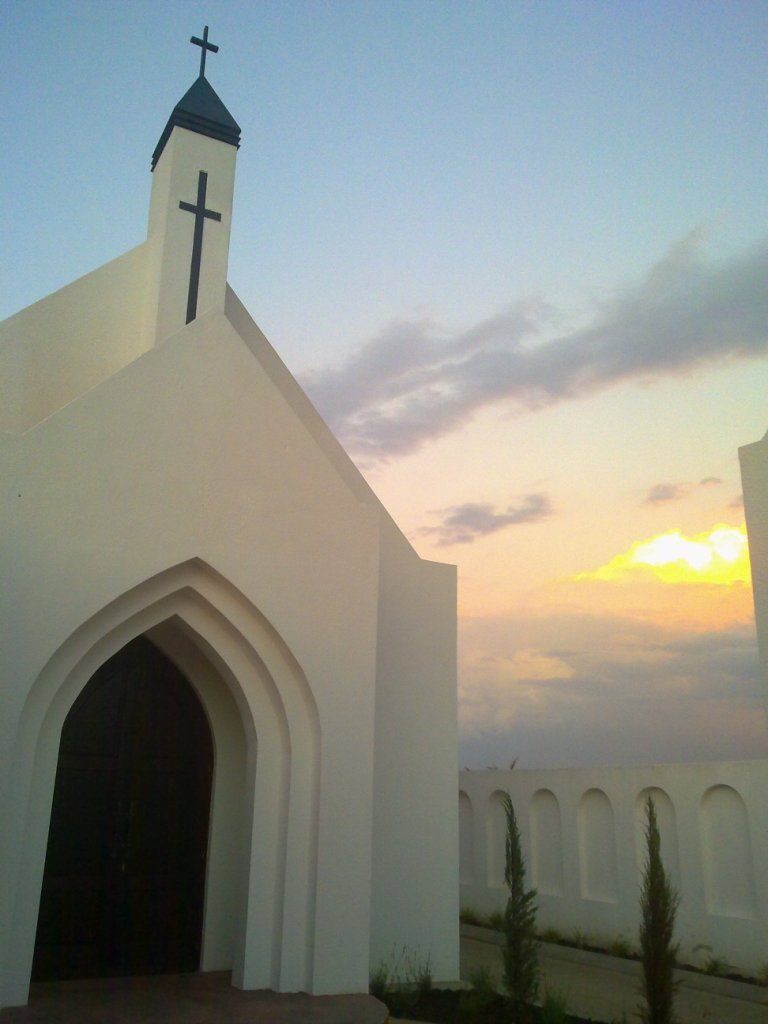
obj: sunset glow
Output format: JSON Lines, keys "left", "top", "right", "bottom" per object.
{"left": 7, "top": 4, "right": 768, "bottom": 771}
{"left": 577, "top": 526, "right": 750, "bottom": 586}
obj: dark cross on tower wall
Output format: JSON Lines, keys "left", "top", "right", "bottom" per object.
{"left": 179, "top": 170, "right": 222, "bottom": 324}
{"left": 191, "top": 25, "right": 218, "bottom": 78}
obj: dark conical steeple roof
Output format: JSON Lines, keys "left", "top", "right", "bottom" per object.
{"left": 152, "top": 76, "right": 241, "bottom": 170}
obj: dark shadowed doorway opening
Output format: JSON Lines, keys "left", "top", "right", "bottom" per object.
{"left": 33, "top": 636, "right": 214, "bottom": 980}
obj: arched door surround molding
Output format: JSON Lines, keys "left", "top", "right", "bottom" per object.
{"left": 1, "top": 559, "right": 320, "bottom": 1008}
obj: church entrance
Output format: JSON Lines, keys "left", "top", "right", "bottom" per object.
{"left": 33, "top": 636, "right": 214, "bottom": 981}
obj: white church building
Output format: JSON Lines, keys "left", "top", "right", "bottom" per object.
{"left": 741, "top": 431, "right": 768, "bottom": 708}
{"left": 0, "top": 32, "right": 459, "bottom": 1009}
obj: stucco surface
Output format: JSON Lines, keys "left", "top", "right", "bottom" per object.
{"left": 0, "top": 244, "right": 150, "bottom": 432}
{"left": 0, "top": 104, "right": 458, "bottom": 1008}
{"left": 740, "top": 430, "right": 768, "bottom": 710}
{"left": 459, "top": 761, "right": 768, "bottom": 973}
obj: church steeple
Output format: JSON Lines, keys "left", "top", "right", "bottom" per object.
{"left": 151, "top": 27, "right": 241, "bottom": 171}
{"left": 145, "top": 27, "right": 240, "bottom": 343}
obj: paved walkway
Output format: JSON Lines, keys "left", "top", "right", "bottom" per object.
{"left": 3, "top": 937, "right": 765, "bottom": 1024}
{"left": 458, "top": 927, "right": 768, "bottom": 1023}
{"left": 0, "top": 972, "right": 388, "bottom": 1024}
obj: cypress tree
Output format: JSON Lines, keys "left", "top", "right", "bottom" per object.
{"left": 501, "top": 792, "right": 539, "bottom": 1020}
{"left": 639, "top": 795, "right": 680, "bottom": 1024}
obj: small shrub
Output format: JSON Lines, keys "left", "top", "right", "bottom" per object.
{"left": 610, "top": 935, "right": 633, "bottom": 959}
{"left": 468, "top": 963, "right": 497, "bottom": 998}
{"left": 638, "top": 795, "right": 679, "bottom": 1024}
{"left": 410, "top": 952, "right": 433, "bottom": 999}
{"left": 540, "top": 926, "right": 564, "bottom": 945}
{"left": 500, "top": 792, "right": 539, "bottom": 1021}
{"left": 570, "top": 928, "right": 589, "bottom": 949}
{"left": 369, "top": 961, "right": 389, "bottom": 1002}
{"left": 540, "top": 987, "right": 569, "bottom": 1024}
{"left": 370, "top": 945, "right": 431, "bottom": 1013}
{"left": 386, "top": 990, "right": 410, "bottom": 1016}
{"left": 757, "top": 960, "right": 768, "bottom": 987}
{"left": 396, "top": 947, "right": 433, "bottom": 1011}
{"left": 692, "top": 942, "right": 711, "bottom": 967}
{"left": 703, "top": 955, "right": 730, "bottom": 976}
{"left": 460, "top": 906, "right": 484, "bottom": 926}
{"left": 458, "top": 989, "right": 492, "bottom": 1023}
{"left": 461, "top": 965, "right": 499, "bottom": 1023}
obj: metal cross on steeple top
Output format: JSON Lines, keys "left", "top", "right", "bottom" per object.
{"left": 190, "top": 25, "right": 218, "bottom": 78}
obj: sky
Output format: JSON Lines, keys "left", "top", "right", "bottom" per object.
{"left": 5, "top": 1, "right": 768, "bottom": 768}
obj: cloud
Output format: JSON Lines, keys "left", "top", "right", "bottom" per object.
{"left": 643, "top": 477, "right": 723, "bottom": 504}
{"left": 419, "top": 493, "right": 553, "bottom": 545}
{"left": 494, "top": 649, "right": 575, "bottom": 682}
{"left": 458, "top": 611, "right": 768, "bottom": 768}
{"left": 302, "top": 231, "right": 768, "bottom": 461}
{"left": 644, "top": 482, "right": 689, "bottom": 504}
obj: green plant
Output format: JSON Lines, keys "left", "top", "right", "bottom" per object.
{"left": 691, "top": 943, "right": 711, "bottom": 970}
{"left": 487, "top": 909, "right": 505, "bottom": 932}
{"left": 703, "top": 955, "right": 730, "bottom": 976}
{"left": 540, "top": 987, "right": 569, "bottom": 1024}
{"left": 461, "top": 966, "right": 500, "bottom": 1023}
{"left": 539, "top": 926, "right": 564, "bottom": 945}
{"left": 638, "top": 795, "right": 680, "bottom": 1024}
{"left": 500, "top": 792, "right": 539, "bottom": 1021}
{"left": 458, "top": 989, "right": 491, "bottom": 1024}
{"left": 369, "top": 961, "right": 390, "bottom": 1002}
{"left": 610, "top": 935, "right": 633, "bottom": 959}
{"left": 466, "top": 962, "right": 495, "bottom": 995}
{"left": 460, "top": 906, "right": 484, "bottom": 926}
{"left": 389, "top": 946, "right": 433, "bottom": 1012}
{"left": 369, "top": 945, "right": 431, "bottom": 1012}
{"left": 570, "top": 928, "right": 589, "bottom": 949}
{"left": 757, "top": 960, "right": 768, "bottom": 987}
{"left": 409, "top": 951, "right": 433, "bottom": 999}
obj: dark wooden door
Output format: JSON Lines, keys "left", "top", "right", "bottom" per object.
{"left": 33, "top": 637, "right": 213, "bottom": 980}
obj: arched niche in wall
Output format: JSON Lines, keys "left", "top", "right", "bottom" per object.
{"left": 530, "top": 789, "right": 564, "bottom": 896}
{"left": 700, "top": 785, "right": 756, "bottom": 918}
{"left": 459, "top": 791, "right": 475, "bottom": 885}
{"left": 634, "top": 787, "right": 680, "bottom": 890}
{"left": 487, "top": 791, "right": 509, "bottom": 887}
{"left": 577, "top": 788, "right": 618, "bottom": 902}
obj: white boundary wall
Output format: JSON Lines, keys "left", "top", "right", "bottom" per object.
{"left": 459, "top": 760, "right": 768, "bottom": 973}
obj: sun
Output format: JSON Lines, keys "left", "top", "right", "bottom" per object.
{"left": 576, "top": 525, "right": 750, "bottom": 586}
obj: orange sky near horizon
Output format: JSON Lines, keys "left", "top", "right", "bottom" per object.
{"left": 363, "top": 362, "right": 768, "bottom": 768}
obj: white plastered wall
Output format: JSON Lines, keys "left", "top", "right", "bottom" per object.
{"left": 458, "top": 762, "right": 768, "bottom": 973}
{"left": 0, "top": 124, "right": 236, "bottom": 436}
{"left": 0, "top": 244, "right": 150, "bottom": 432}
{"left": 226, "top": 290, "right": 461, "bottom": 987}
{"left": 0, "top": 307, "right": 382, "bottom": 1006}
{"left": 369, "top": 518, "right": 459, "bottom": 982}
{"left": 740, "top": 429, "right": 768, "bottom": 711}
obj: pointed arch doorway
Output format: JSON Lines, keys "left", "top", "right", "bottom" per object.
{"left": 32, "top": 636, "right": 214, "bottom": 981}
